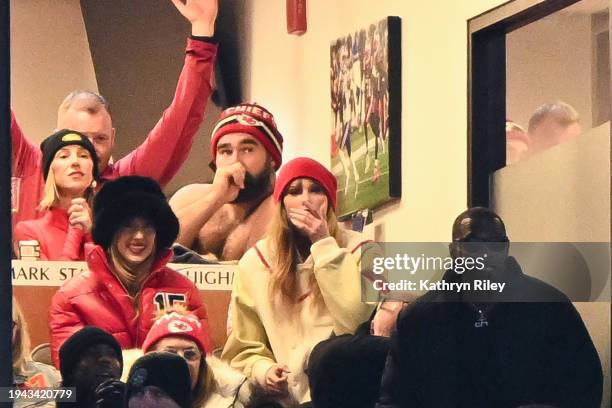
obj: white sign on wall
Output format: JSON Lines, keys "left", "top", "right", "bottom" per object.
{"left": 11, "top": 261, "right": 236, "bottom": 291}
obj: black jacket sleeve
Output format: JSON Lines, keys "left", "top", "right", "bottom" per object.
{"left": 542, "top": 302, "right": 603, "bottom": 408}
{"left": 375, "top": 310, "right": 420, "bottom": 408}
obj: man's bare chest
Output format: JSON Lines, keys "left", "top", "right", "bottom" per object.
{"left": 197, "top": 201, "right": 273, "bottom": 261}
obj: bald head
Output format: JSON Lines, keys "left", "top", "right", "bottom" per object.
{"left": 528, "top": 102, "right": 581, "bottom": 153}
{"left": 452, "top": 207, "right": 508, "bottom": 243}
{"left": 58, "top": 91, "right": 110, "bottom": 118}
{"left": 56, "top": 90, "right": 116, "bottom": 172}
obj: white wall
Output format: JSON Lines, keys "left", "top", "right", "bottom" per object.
{"left": 244, "top": 0, "right": 509, "bottom": 242}
{"left": 10, "top": 0, "right": 98, "bottom": 143}
{"left": 507, "top": 11, "right": 594, "bottom": 131}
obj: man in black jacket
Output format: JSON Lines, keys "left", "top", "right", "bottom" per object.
{"left": 376, "top": 207, "right": 603, "bottom": 408}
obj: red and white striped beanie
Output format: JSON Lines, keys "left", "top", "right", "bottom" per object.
{"left": 210, "top": 102, "right": 283, "bottom": 170}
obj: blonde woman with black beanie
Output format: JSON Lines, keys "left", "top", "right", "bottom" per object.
{"left": 14, "top": 129, "right": 98, "bottom": 261}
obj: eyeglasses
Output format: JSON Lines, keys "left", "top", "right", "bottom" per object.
{"left": 160, "top": 347, "right": 201, "bottom": 362}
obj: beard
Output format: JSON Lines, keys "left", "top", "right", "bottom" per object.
{"left": 231, "top": 164, "right": 274, "bottom": 203}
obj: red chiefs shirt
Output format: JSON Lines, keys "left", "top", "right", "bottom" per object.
{"left": 48, "top": 244, "right": 212, "bottom": 368}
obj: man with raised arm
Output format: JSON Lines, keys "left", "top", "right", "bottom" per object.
{"left": 11, "top": 0, "right": 218, "bottom": 227}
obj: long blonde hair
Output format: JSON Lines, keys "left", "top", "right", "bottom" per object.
{"left": 267, "top": 200, "right": 344, "bottom": 304}
{"left": 12, "top": 297, "right": 32, "bottom": 375}
{"left": 108, "top": 239, "right": 156, "bottom": 324}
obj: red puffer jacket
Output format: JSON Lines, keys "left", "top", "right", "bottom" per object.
{"left": 49, "top": 244, "right": 212, "bottom": 368}
{"left": 14, "top": 207, "right": 91, "bottom": 261}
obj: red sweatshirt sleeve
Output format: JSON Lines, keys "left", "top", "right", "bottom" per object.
{"left": 109, "top": 38, "right": 217, "bottom": 186}
{"left": 58, "top": 228, "right": 87, "bottom": 261}
{"left": 10, "top": 110, "right": 41, "bottom": 176}
{"left": 14, "top": 220, "right": 88, "bottom": 261}
{"left": 10, "top": 111, "right": 45, "bottom": 226}
{"left": 13, "top": 221, "right": 48, "bottom": 260}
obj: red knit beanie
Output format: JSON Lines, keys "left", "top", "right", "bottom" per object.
{"left": 141, "top": 311, "right": 209, "bottom": 355}
{"left": 273, "top": 157, "right": 338, "bottom": 209}
{"left": 210, "top": 103, "right": 283, "bottom": 170}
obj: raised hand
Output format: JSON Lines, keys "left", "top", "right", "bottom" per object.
{"left": 68, "top": 198, "right": 92, "bottom": 232}
{"left": 287, "top": 200, "right": 330, "bottom": 243}
{"left": 170, "top": 0, "right": 218, "bottom": 36}
{"left": 210, "top": 161, "right": 246, "bottom": 204}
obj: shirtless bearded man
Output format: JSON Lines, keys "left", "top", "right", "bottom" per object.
{"left": 170, "top": 103, "right": 283, "bottom": 261}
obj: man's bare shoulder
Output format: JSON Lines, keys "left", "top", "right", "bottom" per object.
{"left": 169, "top": 183, "right": 213, "bottom": 209}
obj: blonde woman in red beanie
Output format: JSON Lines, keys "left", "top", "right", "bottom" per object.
{"left": 221, "top": 157, "right": 376, "bottom": 405}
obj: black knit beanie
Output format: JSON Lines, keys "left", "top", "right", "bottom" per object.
{"left": 125, "top": 352, "right": 192, "bottom": 408}
{"left": 59, "top": 326, "right": 123, "bottom": 385}
{"left": 40, "top": 129, "right": 99, "bottom": 180}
